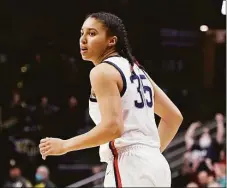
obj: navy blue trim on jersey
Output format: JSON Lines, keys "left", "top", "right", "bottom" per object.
{"left": 103, "top": 61, "right": 127, "bottom": 97}
{"left": 89, "top": 90, "right": 97, "bottom": 102}
{"left": 89, "top": 97, "right": 97, "bottom": 102}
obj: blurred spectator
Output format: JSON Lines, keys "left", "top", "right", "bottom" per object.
{"left": 34, "top": 165, "right": 56, "bottom": 188}
{"left": 206, "top": 173, "right": 222, "bottom": 188}
{"left": 36, "top": 96, "right": 59, "bottom": 118}
{"left": 3, "top": 162, "right": 32, "bottom": 188}
{"left": 219, "top": 150, "right": 226, "bottom": 165}
{"left": 181, "top": 113, "right": 225, "bottom": 187}
{"left": 60, "top": 96, "right": 80, "bottom": 138}
{"left": 2, "top": 92, "right": 26, "bottom": 134}
{"left": 182, "top": 122, "right": 207, "bottom": 180}
{"left": 91, "top": 164, "right": 106, "bottom": 187}
{"left": 215, "top": 113, "right": 225, "bottom": 144}
{"left": 184, "top": 113, "right": 225, "bottom": 168}
{"left": 68, "top": 96, "right": 78, "bottom": 108}
{"left": 213, "top": 163, "right": 226, "bottom": 188}
{"left": 35, "top": 96, "right": 59, "bottom": 137}
{"left": 207, "top": 113, "right": 226, "bottom": 163}
{"left": 197, "top": 170, "right": 209, "bottom": 188}
{"left": 207, "top": 174, "right": 216, "bottom": 185}
{"left": 185, "top": 121, "right": 201, "bottom": 151}
{"left": 185, "top": 114, "right": 225, "bottom": 154}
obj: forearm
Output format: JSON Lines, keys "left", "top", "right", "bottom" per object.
{"left": 158, "top": 118, "right": 181, "bottom": 152}
{"left": 63, "top": 123, "right": 120, "bottom": 153}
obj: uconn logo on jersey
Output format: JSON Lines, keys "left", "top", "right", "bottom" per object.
{"left": 130, "top": 71, "right": 153, "bottom": 109}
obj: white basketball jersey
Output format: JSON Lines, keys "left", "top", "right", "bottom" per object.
{"left": 89, "top": 56, "right": 160, "bottom": 162}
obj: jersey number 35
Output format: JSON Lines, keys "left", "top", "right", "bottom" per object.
{"left": 130, "top": 74, "right": 153, "bottom": 109}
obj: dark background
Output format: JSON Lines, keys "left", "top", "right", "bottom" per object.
{"left": 0, "top": 0, "right": 225, "bottom": 187}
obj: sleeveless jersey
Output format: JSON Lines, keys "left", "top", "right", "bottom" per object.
{"left": 89, "top": 56, "right": 160, "bottom": 162}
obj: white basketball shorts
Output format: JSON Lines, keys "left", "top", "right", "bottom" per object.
{"left": 103, "top": 144, "right": 171, "bottom": 187}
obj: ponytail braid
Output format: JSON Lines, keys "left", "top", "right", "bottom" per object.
{"left": 118, "top": 24, "right": 135, "bottom": 70}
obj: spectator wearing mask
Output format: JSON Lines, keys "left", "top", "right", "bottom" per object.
{"left": 34, "top": 165, "right": 56, "bottom": 188}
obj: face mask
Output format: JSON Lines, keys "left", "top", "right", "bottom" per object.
{"left": 35, "top": 174, "right": 44, "bottom": 182}
{"left": 199, "top": 135, "right": 211, "bottom": 149}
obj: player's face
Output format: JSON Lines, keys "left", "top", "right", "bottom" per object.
{"left": 79, "top": 17, "right": 110, "bottom": 62}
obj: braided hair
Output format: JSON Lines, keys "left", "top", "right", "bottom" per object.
{"left": 86, "top": 12, "right": 143, "bottom": 70}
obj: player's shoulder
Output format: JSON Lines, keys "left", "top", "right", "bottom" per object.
{"left": 89, "top": 62, "right": 120, "bottom": 82}
{"left": 105, "top": 56, "right": 129, "bottom": 66}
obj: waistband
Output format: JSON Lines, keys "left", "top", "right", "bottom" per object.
{"left": 100, "top": 144, "right": 160, "bottom": 163}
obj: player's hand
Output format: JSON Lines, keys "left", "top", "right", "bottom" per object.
{"left": 39, "top": 137, "right": 67, "bottom": 160}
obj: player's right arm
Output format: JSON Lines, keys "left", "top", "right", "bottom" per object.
{"left": 149, "top": 77, "right": 183, "bottom": 152}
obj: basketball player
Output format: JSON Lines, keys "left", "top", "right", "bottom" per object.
{"left": 39, "top": 12, "right": 183, "bottom": 187}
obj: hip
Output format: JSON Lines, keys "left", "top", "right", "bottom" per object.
{"left": 100, "top": 142, "right": 161, "bottom": 163}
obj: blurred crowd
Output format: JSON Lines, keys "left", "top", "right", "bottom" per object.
{"left": 0, "top": 91, "right": 97, "bottom": 187}
{"left": 180, "top": 113, "right": 226, "bottom": 188}
{"left": 3, "top": 163, "right": 55, "bottom": 188}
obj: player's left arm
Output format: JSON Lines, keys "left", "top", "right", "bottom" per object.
{"left": 39, "top": 63, "right": 124, "bottom": 157}
{"left": 146, "top": 75, "right": 183, "bottom": 152}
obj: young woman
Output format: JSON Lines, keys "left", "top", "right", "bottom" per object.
{"left": 39, "top": 12, "right": 183, "bottom": 187}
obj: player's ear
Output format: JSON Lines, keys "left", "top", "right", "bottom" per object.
{"left": 108, "top": 36, "right": 117, "bottom": 47}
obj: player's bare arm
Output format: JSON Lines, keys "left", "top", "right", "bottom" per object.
{"left": 149, "top": 77, "right": 183, "bottom": 152}
{"left": 39, "top": 63, "right": 124, "bottom": 158}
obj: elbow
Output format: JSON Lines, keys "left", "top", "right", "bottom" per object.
{"left": 164, "top": 110, "right": 183, "bottom": 126}
{"left": 174, "top": 110, "right": 183, "bottom": 125}
{"left": 105, "top": 120, "right": 124, "bottom": 139}
{"left": 112, "top": 121, "right": 124, "bottom": 138}
{"left": 114, "top": 127, "right": 123, "bottom": 138}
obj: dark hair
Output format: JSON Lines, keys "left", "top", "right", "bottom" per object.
{"left": 86, "top": 12, "right": 143, "bottom": 70}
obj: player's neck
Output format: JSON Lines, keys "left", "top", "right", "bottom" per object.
{"left": 93, "top": 50, "right": 118, "bottom": 66}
